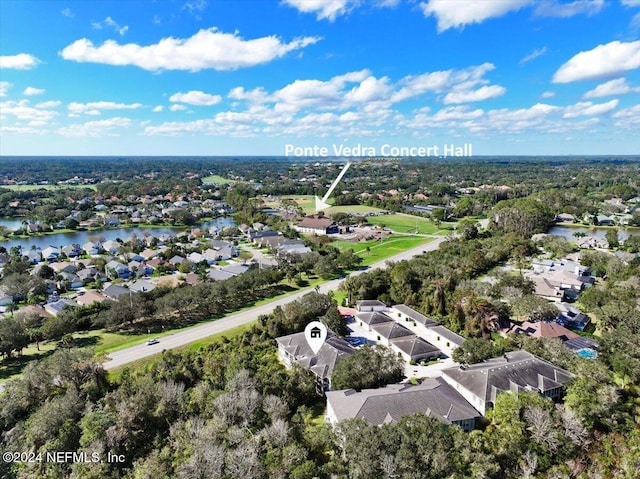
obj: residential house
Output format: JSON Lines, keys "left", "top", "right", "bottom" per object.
{"left": 103, "top": 284, "right": 130, "bottom": 300}
{"left": 41, "top": 246, "right": 61, "bottom": 262}
{"left": 61, "top": 244, "right": 82, "bottom": 258}
{"left": 102, "top": 240, "right": 121, "bottom": 254}
{"left": 293, "top": 215, "right": 340, "bottom": 235}
{"left": 169, "top": 255, "right": 186, "bottom": 266}
{"left": 276, "top": 331, "right": 354, "bottom": 393}
{"left": 220, "top": 263, "right": 251, "bottom": 276}
{"left": 207, "top": 269, "right": 235, "bottom": 281}
{"left": 83, "top": 241, "right": 101, "bottom": 255}
{"left": 507, "top": 320, "right": 580, "bottom": 342}
{"left": 596, "top": 215, "right": 615, "bottom": 226}
{"left": 555, "top": 213, "right": 575, "bottom": 223}
{"left": 129, "top": 279, "right": 156, "bottom": 293}
{"left": 277, "top": 241, "right": 312, "bottom": 256}
{"left": 24, "top": 250, "right": 42, "bottom": 264}
{"left": 105, "top": 260, "right": 131, "bottom": 279}
{"left": 325, "top": 377, "right": 480, "bottom": 431}
{"left": 49, "top": 262, "right": 78, "bottom": 274}
{"left": 44, "top": 298, "right": 79, "bottom": 316}
{"left": 58, "top": 272, "right": 83, "bottom": 290}
{"left": 441, "top": 350, "right": 573, "bottom": 415}
{"left": 555, "top": 302, "right": 591, "bottom": 331}
{"left": 76, "top": 291, "right": 107, "bottom": 306}
{"left": 356, "top": 300, "right": 387, "bottom": 312}
{"left": 390, "top": 336, "right": 443, "bottom": 363}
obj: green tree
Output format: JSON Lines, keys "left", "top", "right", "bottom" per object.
{"left": 331, "top": 345, "right": 404, "bottom": 391}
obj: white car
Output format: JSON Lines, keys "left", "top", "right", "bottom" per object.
{"left": 146, "top": 338, "right": 160, "bottom": 346}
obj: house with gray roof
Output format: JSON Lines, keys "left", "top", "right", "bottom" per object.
{"left": 103, "top": 284, "right": 130, "bottom": 300}
{"left": 356, "top": 300, "right": 387, "bottom": 312}
{"left": 207, "top": 269, "right": 235, "bottom": 282}
{"left": 44, "top": 298, "right": 79, "bottom": 316}
{"left": 441, "top": 350, "right": 573, "bottom": 415}
{"left": 326, "top": 377, "right": 480, "bottom": 431}
{"left": 276, "top": 330, "right": 354, "bottom": 393}
{"left": 371, "top": 321, "right": 414, "bottom": 346}
{"left": 391, "top": 304, "right": 439, "bottom": 327}
{"left": 390, "top": 336, "right": 442, "bottom": 362}
{"left": 356, "top": 311, "right": 394, "bottom": 328}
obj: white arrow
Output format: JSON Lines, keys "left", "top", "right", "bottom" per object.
{"left": 315, "top": 161, "right": 351, "bottom": 212}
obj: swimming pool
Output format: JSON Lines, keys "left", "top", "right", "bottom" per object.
{"left": 576, "top": 348, "right": 597, "bottom": 359}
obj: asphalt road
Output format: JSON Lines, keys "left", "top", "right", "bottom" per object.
{"left": 103, "top": 234, "right": 451, "bottom": 370}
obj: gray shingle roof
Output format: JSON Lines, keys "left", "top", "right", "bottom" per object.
{"left": 442, "top": 350, "right": 573, "bottom": 404}
{"left": 390, "top": 336, "right": 441, "bottom": 360}
{"left": 326, "top": 377, "right": 480, "bottom": 426}
{"left": 371, "top": 321, "right": 414, "bottom": 340}
{"left": 356, "top": 311, "right": 394, "bottom": 326}
{"left": 392, "top": 304, "right": 439, "bottom": 327}
{"left": 429, "top": 325, "right": 465, "bottom": 346}
{"left": 276, "top": 331, "right": 354, "bottom": 380}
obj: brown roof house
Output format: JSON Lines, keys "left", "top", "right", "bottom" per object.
{"left": 293, "top": 215, "right": 339, "bottom": 235}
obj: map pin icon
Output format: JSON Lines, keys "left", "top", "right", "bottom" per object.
{"left": 304, "top": 321, "right": 328, "bottom": 354}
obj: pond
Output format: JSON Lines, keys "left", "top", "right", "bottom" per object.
{"left": 547, "top": 225, "right": 639, "bottom": 242}
{"left": 0, "top": 217, "right": 236, "bottom": 252}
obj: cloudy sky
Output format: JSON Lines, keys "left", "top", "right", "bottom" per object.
{"left": 1, "top": 0, "right": 639, "bottom": 156}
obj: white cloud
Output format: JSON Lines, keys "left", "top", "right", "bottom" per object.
{"left": 35, "top": 100, "right": 61, "bottom": 108}
{"left": 520, "top": 47, "right": 548, "bottom": 64}
{"left": 282, "top": 0, "right": 359, "bottom": 21}
{"left": 60, "top": 28, "right": 321, "bottom": 72}
{"left": 392, "top": 63, "right": 500, "bottom": 103}
{"left": 68, "top": 101, "right": 143, "bottom": 115}
{"left": 621, "top": 0, "right": 640, "bottom": 6}
{"left": 61, "top": 8, "right": 73, "bottom": 18}
{"left": 420, "top": 0, "right": 533, "bottom": 32}
{"left": 443, "top": 84, "right": 506, "bottom": 104}
{"left": 23, "top": 87, "right": 45, "bottom": 96}
{"left": 92, "top": 17, "right": 128, "bottom": 36}
{"left": 152, "top": 105, "right": 164, "bottom": 112}
{"left": 553, "top": 40, "right": 640, "bottom": 83}
{"left": 583, "top": 78, "right": 640, "bottom": 98}
{"left": 540, "top": 91, "right": 556, "bottom": 98}
{"left": 228, "top": 86, "right": 271, "bottom": 104}
{"left": 170, "top": 104, "right": 188, "bottom": 111}
{"left": 169, "top": 90, "right": 222, "bottom": 106}
{"left": 431, "top": 106, "right": 485, "bottom": 121}
{"left": 534, "top": 0, "right": 605, "bottom": 17}
{"left": 58, "top": 117, "right": 132, "bottom": 137}
{"left": 0, "top": 53, "right": 40, "bottom": 70}
{"left": 0, "top": 81, "right": 11, "bottom": 97}
{"left": 563, "top": 99, "right": 619, "bottom": 118}
{"left": 612, "top": 104, "right": 640, "bottom": 129}
{"left": 0, "top": 99, "right": 59, "bottom": 123}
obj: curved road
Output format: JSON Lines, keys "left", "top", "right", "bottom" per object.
{"left": 103, "top": 234, "right": 451, "bottom": 370}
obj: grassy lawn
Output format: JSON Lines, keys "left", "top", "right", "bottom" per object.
{"left": 365, "top": 214, "right": 447, "bottom": 234}
{"left": 201, "top": 174, "right": 236, "bottom": 185}
{"left": 0, "top": 341, "right": 58, "bottom": 382}
{"left": 333, "top": 235, "right": 433, "bottom": 265}
{"left": 324, "top": 204, "right": 387, "bottom": 214}
{"left": 1, "top": 184, "right": 97, "bottom": 191}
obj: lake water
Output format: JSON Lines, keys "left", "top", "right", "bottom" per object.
{"left": 547, "top": 225, "right": 639, "bottom": 241}
{"left": 0, "top": 217, "right": 236, "bottom": 252}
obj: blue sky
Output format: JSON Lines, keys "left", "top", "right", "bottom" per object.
{"left": 1, "top": 0, "right": 639, "bottom": 156}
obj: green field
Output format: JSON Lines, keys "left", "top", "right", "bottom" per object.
{"left": 325, "top": 204, "right": 387, "bottom": 215}
{"left": 1, "top": 184, "right": 97, "bottom": 191}
{"left": 266, "top": 195, "right": 388, "bottom": 216}
{"left": 201, "top": 174, "right": 236, "bottom": 185}
{"left": 333, "top": 235, "right": 434, "bottom": 265}
{"left": 366, "top": 214, "right": 455, "bottom": 234}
